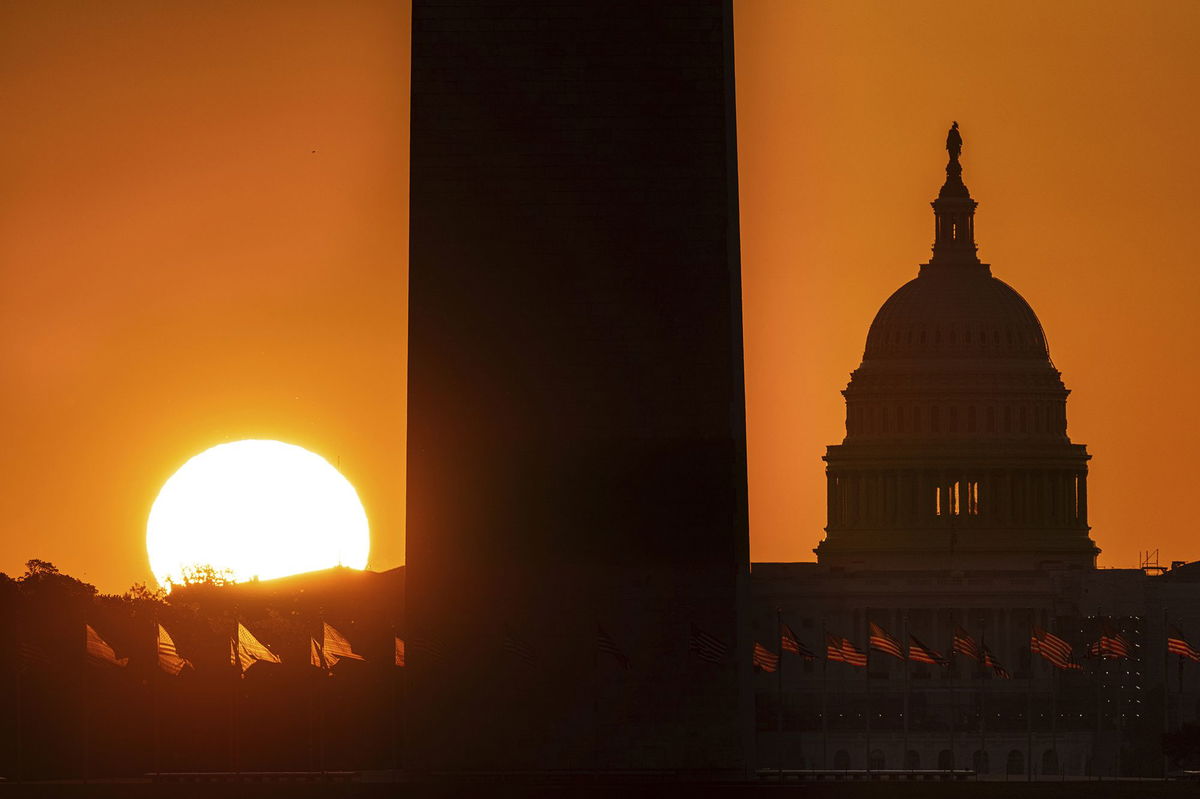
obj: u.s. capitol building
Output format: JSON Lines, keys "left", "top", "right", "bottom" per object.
{"left": 750, "top": 125, "right": 1200, "bottom": 779}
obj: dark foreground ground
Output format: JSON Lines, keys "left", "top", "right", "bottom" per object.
{"left": 0, "top": 779, "right": 1197, "bottom": 798}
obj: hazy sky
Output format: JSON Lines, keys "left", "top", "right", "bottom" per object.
{"left": 3, "top": 1, "right": 1198, "bottom": 591}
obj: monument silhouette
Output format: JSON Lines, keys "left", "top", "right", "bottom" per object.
{"left": 405, "top": 0, "right": 753, "bottom": 776}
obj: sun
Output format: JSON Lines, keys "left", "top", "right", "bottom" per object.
{"left": 147, "top": 439, "right": 369, "bottom": 588}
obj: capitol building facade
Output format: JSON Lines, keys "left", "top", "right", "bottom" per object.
{"left": 750, "top": 127, "right": 1200, "bottom": 778}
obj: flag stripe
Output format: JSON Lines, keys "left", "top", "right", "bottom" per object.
{"left": 907, "top": 634, "right": 947, "bottom": 666}
{"left": 752, "top": 642, "right": 779, "bottom": 673}
{"left": 690, "top": 626, "right": 728, "bottom": 664}
{"left": 869, "top": 622, "right": 903, "bottom": 660}
{"left": 597, "top": 626, "right": 630, "bottom": 669}
{"left": 953, "top": 627, "right": 980, "bottom": 661}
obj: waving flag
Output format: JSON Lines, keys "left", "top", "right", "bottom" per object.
{"left": 826, "top": 633, "right": 867, "bottom": 667}
{"left": 86, "top": 625, "right": 128, "bottom": 668}
{"left": 781, "top": 624, "right": 816, "bottom": 659}
{"left": 869, "top": 621, "right": 903, "bottom": 660}
{"left": 156, "top": 624, "right": 192, "bottom": 675}
{"left": 1089, "top": 619, "right": 1132, "bottom": 659}
{"left": 981, "top": 646, "right": 1011, "bottom": 679}
{"left": 689, "top": 625, "right": 729, "bottom": 665}
{"left": 322, "top": 623, "right": 364, "bottom": 667}
{"left": 752, "top": 642, "right": 780, "bottom": 673}
{"left": 1168, "top": 626, "right": 1200, "bottom": 662}
{"left": 231, "top": 623, "right": 281, "bottom": 672}
{"left": 310, "top": 638, "right": 324, "bottom": 669}
{"left": 502, "top": 626, "right": 537, "bottom": 666}
{"left": 952, "top": 627, "right": 980, "bottom": 661}
{"left": 1031, "top": 627, "right": 1081, "bottom": 671}
{"left": 597, "top": 625, "right": 630, "bottom": 670}
{"left": 907, "top": 634, "right": 948, "bottom": 666}
{"left": 409, "top": 637, "right": 446, "bottom": 664}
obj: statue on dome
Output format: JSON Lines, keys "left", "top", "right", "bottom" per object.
{"left": 946, "top": 121, "right": 962, "bottom": 160}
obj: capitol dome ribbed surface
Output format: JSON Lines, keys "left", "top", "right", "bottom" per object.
{"left": 863, "top": 267, "right": 1049, "bottom": 360}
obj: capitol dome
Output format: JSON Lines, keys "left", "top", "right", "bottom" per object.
{"left": 863, "top": 268, "right": 1049, "bottom": 361}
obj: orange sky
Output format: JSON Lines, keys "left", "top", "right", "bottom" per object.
{"left": 3, "top": 1, "right": 1198, "bottom": 591}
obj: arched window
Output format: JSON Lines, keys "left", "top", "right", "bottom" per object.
{"left": 973, "top": 749, "right": 989, "bottom": 774}
{"left": 1042, "top": 748, "right": 1059, "bottom": 776}
{"left": 869, "top": 749, "right": 886, "bottom": 770}
{"left": 987, "top": 406, "right": 996, "bottom": 433}
{"left": 905, "top": 749, "right": 921, "bottom": 770}
{"left": 896, "top": 406, "right": 905, "bottom": 433}
{"left": 834, "top": 749, "right": 851, "bottom": 770}
{"left": 967, "top": 406, "right": 977, "bottom": 433}
{"left": 948, "top": 406, "right": 958, "bottom": 433}
{"left": 1006, "top": 749, "right": 1024, "bottom": 776}
{"left": 931, "top": 406, "right": 941, "bottom": 433}
{"left": 1004, "top": 406, "right": 1012, "bottom": 433}
{"left": 938, "top": 749, "right": 954, "bottom": 771}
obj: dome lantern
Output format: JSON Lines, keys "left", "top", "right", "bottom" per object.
{"left": 929, "top": 121, "right": 982, "bottom": 268}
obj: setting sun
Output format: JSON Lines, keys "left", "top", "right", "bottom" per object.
{"left": 146, "top": 440, "right": 369, "bottom": 588}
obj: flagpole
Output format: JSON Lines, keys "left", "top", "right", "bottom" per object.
{"left": 15, "top": 641, "right": 22, "bottom": 785}
{"left": 1163, "top": 608, "right": 1171, "bottom": 778}
{"left": 1116, "top": 642, "right": 1124, "bottom": 780}
{"left": 1051, "top": 656, "right": 1059, "bottom": 779}
{"left": 776, "top": 609, "right": 784, "bottom": 779}
{"left": 591, "top": 623, "right": 601, "bottom": 775}
{"left": 82, "top": 624, "right": 90, "bottom": 785}
{"left": 821, "top": 630, "right": 829, "bottom": 771}
{"left": 318, "top": 616, "right": 326, "bottom": 775}
{"left": 392, "top": 626, "right": 401, "bottom": 781}
{"left": 152, "top": 618, "right": 161, "bottom": 777}
{"left": 949, "top": 647, "right": 956, "bottom": 775}
{"left": 978, "top": 625, "right": 986, "bottom": 780}
{"left": 1026, "top": 641, "right": 1034, "bottom": 782}
{"left": 864, "top": 634, "right": 871, "bottom": 775}
{"left": 902, "top": 611, "right": 910, "bottom": 771}
{"left": 232, "top": 616, "right": 241, "bottom": 778}
{"left": 1093, "top": 628, "right": 1102, "bottom": 780}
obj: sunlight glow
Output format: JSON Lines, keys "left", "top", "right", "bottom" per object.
{"left": 147, "top": 440, "right": 369, "bottom": 588}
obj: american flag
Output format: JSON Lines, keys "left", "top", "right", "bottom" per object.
{"left": 907, "top": 634, "right": 947, "bottom": 666}
{"left": 689, "top": 625, "right": 728, "bottom": 665}
{"left": 1031, "top": 627, "right": 1082, "bottom": 671}
{"left": 869, "top": 621, "right": 903, "bottom": 660}
{"left": 156, "top": 623, "right": 192, "bottom": 676}
{"left": 597, "top": 625, "right": 630, "bottom": 669}
{"left": 826, "top": 633, "right": 867, "bottom": 667}
{"left": 981, "top": 646, "right": 1011, "bottom": 679}
{"left": 231, "top": 622, "right": 281, "bottom": 673}
{"left": 18, "top": 641, "right": 51, "bottom": 672}
{"left": 752, "top": 642, "right": 780, "bottom": 673}
{"left": 409, "top": 637, "right": 446, "bottom": 664}
{"left": 1090, "top": 619, "right": 1132, "bottom": 659}
{"left": 322, "top": 623, "right": 365, "bottom": 667}
{"left": 502, "top": 627, "right": 537, "bottom": 666}
{"left": 1168, "top": 626, "right": 1200, "bottom": 662}
{"left": 952, "top": 626, "right": 980, "bottom": 661}
{"left": 86, "top": 624, "right": 128, "bottom": 668}
{"left": 781, "top": 623, "right": 816, "bottom": 659}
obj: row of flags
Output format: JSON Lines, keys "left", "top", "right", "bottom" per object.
{"left": 53, "top": 618, "right": 1200, "bottom": 679}
{"left": 78, "top": 622, "right": 391, "bottom": 676}
{"left": 746, "top": 621, "right": 1200, "bottom": 679}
